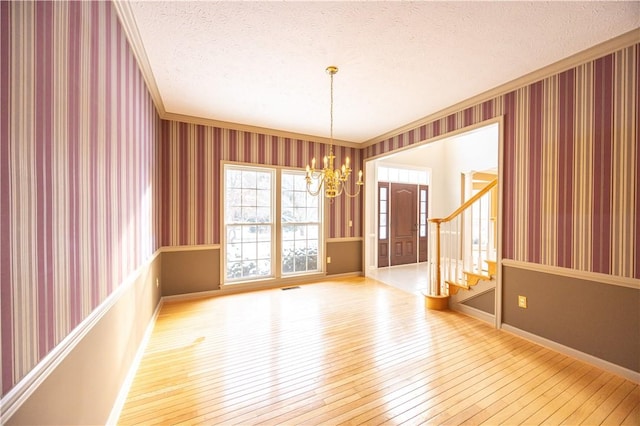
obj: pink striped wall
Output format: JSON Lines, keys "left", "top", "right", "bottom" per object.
{"left": 2, "top": 0, "right": 636, "bottom": 402}
{"left": 159, "top": 120, "right": 363, "bottom": 245}
{"left": 363, "top": 44, "right": 639, "bottom": 280}
{"left": 1, "top": 1, "right": 160, "bottom": 396}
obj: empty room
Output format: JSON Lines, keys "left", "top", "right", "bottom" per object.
{"left": 1, "top": 1, "right": 639, "bottom": 424}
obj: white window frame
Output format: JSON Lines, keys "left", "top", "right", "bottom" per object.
{"left": 281, "top": 169, "right": 323, "bottom": 276}
{"left": 221, "top": 162, "right": 325, "bottom": 288}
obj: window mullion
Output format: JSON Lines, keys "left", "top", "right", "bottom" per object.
{"left": 274, "top": 169, "right": 282, "bottom": 279}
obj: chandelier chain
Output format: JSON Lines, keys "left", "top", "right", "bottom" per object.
{"left": 305, "top": 65, "right": 363, "bottom": 199}
{"left": 330, "top": 69, "right": 334, "bottom": 146}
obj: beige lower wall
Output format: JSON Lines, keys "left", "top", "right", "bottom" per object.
{"left": 461, "top": 289, "right": 495, "bottom": 314}
{"left": 7, "top": 254, "right": 162, "bottom": 425}
{"left": 502, "top": 265, "right": 640, "bottom": 373}
{"left": 160, "top": 242, "right": 362, "bottom": 297}
{"left": 162, "top": 248, "right": 221, "bottom": 295}
{"left": 326, "top": 240, "right": 363, "bottom": 275}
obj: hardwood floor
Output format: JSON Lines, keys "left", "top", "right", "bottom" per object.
{"left": 119, "top": 277, "right": 639, "bottom": 425}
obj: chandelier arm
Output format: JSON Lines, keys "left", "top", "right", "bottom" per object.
{"left": 310, "top": 170, "right": 324, "bottom": 180}
{"left": 342, "top": 183, "right": 362, "bottom": 198}
{"left": 306, "top": 183, "right": 322, "bottom": 197}
{"left": 306, "top": 175, "right": 325, "bottom": 196}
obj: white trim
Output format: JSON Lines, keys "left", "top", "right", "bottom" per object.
{"left": 112, "top": 1, "right": 360, "bottom": 149}
{"left": 495, "top": 115, "right": 505, "bottom": 329}
{"left": 106, "top": 299, "right": 164, "bottom": 425}
{"left": 451, "top": 303, "right": 495, "bottom": 326}
{"left": 365, "top": 118, "right": 502, "bottom": 162}
{"left": 114, "top": 1, "right": 638, "bottom": 149}
{"left": 501, "top": 259, "right": 640, "bottom": 290}
{"left": 220, "top": 163, "right": 327, "bottom": 286}
{"left": 0, "top": 249, "right": 162, "bottom": 424}
{"left": 501, "top": 324, "right": 640, "bottom": 384}
{"left": 161, "top": 244, "right": 221, "bottom": 252}
{"left": 112, "top": 1, "right": 165, "bottom": 114}
{"left": 163, "top": 271, "right": 363, "bottom": 302}
{"left": 162, "top": 112, "right": 361, "bottom": 149}
{"left": 326, "top": 271, "right": 363, "bottom": 279}
{"left": 326, "top": 237, "right": 363, "bottom": 243}
{"left": 361, "top": 29, "right": 640, "bottom": 148}
{"left": 221, "top": 271, "right": 326, "bottom": 291}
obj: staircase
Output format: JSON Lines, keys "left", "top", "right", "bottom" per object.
{"left": 446, "top": 261, "right": 494, "bottom": 295}
{"left": 424, "top": 178, "right": 498, "bottom": 314}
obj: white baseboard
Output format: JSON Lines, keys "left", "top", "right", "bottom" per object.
{"left": 501, "top": 324, "right": 640, "bottom": 384}
{"left": 326, "top": 271, "right": 364, "bottom": 279}
{"left": 451, "top": 303, "right": 495, "bottom": 325}
{"left": 164, "top": 272, "right": 364, "bottom": 303}
{"left": 106, "top": 298, "right": 164, "bottom": 425}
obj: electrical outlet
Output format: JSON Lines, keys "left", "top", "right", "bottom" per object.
{"left": 327, "top": 256, "right": 331, "bottom": 264}
{"left": 518, "top": 295, "right": 527, "bottom": 309}
{"left": 349, "top": 220, "right": 353, "bottom": 227}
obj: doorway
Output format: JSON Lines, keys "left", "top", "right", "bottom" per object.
{"left": 364, "top": 120, "right": 501, "bottom": 324}
{"left": 378, "top": 182, "right": 428, "bottom": 267}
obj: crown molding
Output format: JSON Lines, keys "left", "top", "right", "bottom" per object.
{"left": 112, "top": 0, "right": 166, "bottom": 115}
{"left": 161, "top": 112, "right": 361, "bottom": 148}
{"left": 360, "top": 28, "right": 640, "bottom": 149}
{"left": 113, "top": 2, "right": 638, "bottom": 150}
{"left": 112, "top": 0, "right": 360, "bottom": 150}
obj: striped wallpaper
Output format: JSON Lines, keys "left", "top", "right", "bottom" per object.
{"left": 1, "top": 0, "right": 636, "bottom": 404}
{"left": 364, "top": 44, "right": 639, "bottom": 280}
{"left": 160, "top": 120, "right": 363, "bottom": 245}
{"left": 1, "top": 1, "right": 160, "bottom": 396}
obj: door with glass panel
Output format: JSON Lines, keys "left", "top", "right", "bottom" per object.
{"left": 378, "top": 180, "right": 429, "bottom": 267}
{"left": 390, "top": 183, "right": 418, "bottom": 266}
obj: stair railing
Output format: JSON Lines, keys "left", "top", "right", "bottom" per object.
{"left": 428, "top": 178, "right": 497, "bottom": 296}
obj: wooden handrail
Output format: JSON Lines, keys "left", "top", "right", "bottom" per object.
{"left": 428, "top": 178, "right": 497, "bottom": 297}
{"left": 429, "top": 178, "right": 497, "bottom": 224}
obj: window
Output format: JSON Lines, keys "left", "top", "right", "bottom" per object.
{"left": 281, "top": 171, "right": 321, "bottom": 274}
{"left": 379, "top": 186, "right": 388, "bottom": 240}
{"left": 224, "top": 164, "right": 323, "bottom": 284}
{"left": 224, "top": 167, "right": 274, "bottom": 280}
{"left": 378, "top": 165, "right": 428, "bottom": 185}
{"left": 419, "top": 188, "right": 427, "bottom": 237}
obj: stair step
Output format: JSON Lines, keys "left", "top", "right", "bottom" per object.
{"left": 445, "top": 280, "right": 469, "bottom": 295}
{"left": 463, "top": 271, "right": 492, "bottom": 286}
{"left": 484, "top": 259, "right": 497, "bottom": 276}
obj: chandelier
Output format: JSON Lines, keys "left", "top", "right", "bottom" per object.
{"left": 305, "top": 66, "right": 363, "bottom": 199}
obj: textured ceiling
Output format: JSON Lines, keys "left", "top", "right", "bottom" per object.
{"left": 124, "top": 1, "right": 639, "bottom": 144}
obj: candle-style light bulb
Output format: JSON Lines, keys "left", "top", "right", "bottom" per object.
{"left": 323, "top": 156, "right": 328, "bottom": 168}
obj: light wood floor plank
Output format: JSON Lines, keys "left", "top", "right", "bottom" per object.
{"left": 118, "top": 277, "right": 639, "bottom": 425}
{"left": 602, "top": 386, "right": 640, "bottom": 425}
{"left": 583, "top": 380, "right": 637, "bottom": 425}
{"left": 435, "top": 354, "right": 576, "bottom": 425}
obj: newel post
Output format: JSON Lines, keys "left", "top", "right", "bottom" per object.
{"left": 425, "top": 218, "right": 449, "bottom": 310}
{"left": 435, "top": 220, "right": 441, "bottom": 296}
